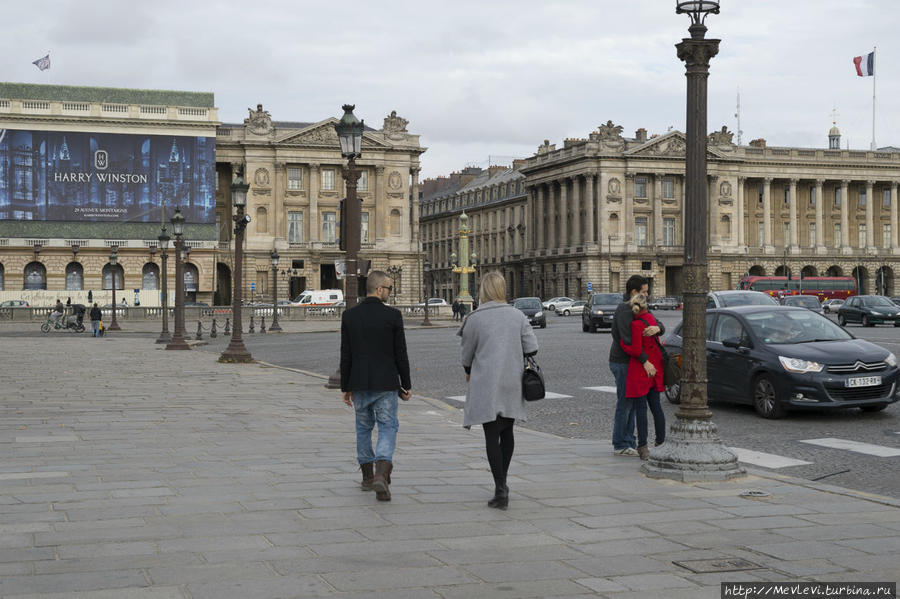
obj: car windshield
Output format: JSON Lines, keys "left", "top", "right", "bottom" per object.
{"left": 720, "top": 293, "right": 778, "bottom": 307}
{"left": 592, "top": 293, "right": 621, "bottom": 305}
{"left": 785, "top": 296, "right": 819, "bottom": 308}
{"left": 862, "top": 296, "right": 895, "bottom": 307}
{"left": 514, "top": 298, "right": 541, "bottom": 309}
{"left": 745, "top": 310, "right": 852, "bottom": 344}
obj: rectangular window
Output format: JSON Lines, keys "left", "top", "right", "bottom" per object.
{"left": 663, "top": 177, "right": 674, "bottom": 199}
{"left": 361, "top": 212, "right": 369, "bottom": 243}
{"left": 809, "top": 222, "right": 816, "bottom": 247}
{"left": 635, "top": 217, "right": 648, "bottom": 246}
{"left": 358, "top": 170, "right": 368, "bottom": 191}
{"left": 884, "top": 189, "right": 891, "bottom": 209}
{"left": 834, "top": 187, "right": 842, "bottom": 208}
{"left": 834, "top": 223, "right": 842, "bottom": 247}
{"left": 809, "top": 186, "right": 816, "bottom": 207}
{"left": 859, "top": 186, "right": 867, "bottom": 208}
{"left": 758, "top": 182, "right": 764, "bottom": 204}
{"left": 859, "top": 223, "right": 867, "bottom": 248}
{"left": 784, "top": 184, "right": 790, "bottom": 205}
{"left": 288, "top": 167, "right": 302, "bottom": 191}
{"left": 322, "top": 211, "right": 336, "bottom": 242}
{"left": 783, "top": 222, "right": 791, "bottom": 245}
{"left": 288, "top": 211, "right": 303, "bottom": 243}
{"left": 663, "top": 217, "right": 675, "bottom": 246}
{"left": 635, "top": 177, "right": 647, "bottom": 199}
{"left": 883, "top": 223, "right": 891, "bottom": 249}
{"left": 321, "top": 169, "right": 335, "bottom": 191}
{"left": 758, "top": 222, "right": 765, "bottom": 247}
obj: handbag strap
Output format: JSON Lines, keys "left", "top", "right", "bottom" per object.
{"left": 635, "top": 315, "right": 664, "bottom": 353}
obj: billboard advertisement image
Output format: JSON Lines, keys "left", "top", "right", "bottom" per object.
{"left": 0, "top": 128, "right": 215, "bottom": 223}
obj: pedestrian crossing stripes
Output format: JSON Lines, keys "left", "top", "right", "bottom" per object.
{"left": 583, "top": 386, "right": 618, "bottom": 394}
{"left": 445, "top": 391, "right": 573, "bottom": 403}
{"left": 799, "top": 438, "right": 900, "bottom": 457}
{"left": 728, "top": 448, "right": 812, "bottom": 469}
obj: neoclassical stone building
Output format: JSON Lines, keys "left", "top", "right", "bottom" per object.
{"left": 215, "top": 106, "right": 425, "bottom": 305}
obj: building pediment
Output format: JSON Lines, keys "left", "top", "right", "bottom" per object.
{"left": 276, "top": 121, "right": 390, "bottom": 149}
{"left": 624, "top": 130, "right": 728, "bottom": 160}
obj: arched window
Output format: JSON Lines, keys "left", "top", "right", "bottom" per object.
{"left": 0, "top": 263, "right": 4, "bottom": 291}
{"left": 65, "top": 262, "right": 84, "bottom": 290}
{"left": 102, "top": 264, "right": 124, "bottom": 290}
{"left": 142, "top": 263, "right": 160, "bottom": 290}
{"left": 24, "top": 262, "right": 46, "bottom": 290}
{"left": 801, "top": 265, "right": 818, "bottom": 278}
{"left": 184, "top": 263, "right": 199, "bottom": 292}
{"left": 256, "top": 207, "right": 268, "bottom": 233}
{"left": 390, "top": 209, "right": 402, "bottom": 236}
{"left": 748, "top": 265, "right": 766, "bottom": 276}
{"left": 826, "top": 265, "right": 843, "bottom": 277}
{"left": 720, "top": 215, "right": 731, "bottom": 239}
{"left": 609, "top": 213, "right": 620, "bottom": 237}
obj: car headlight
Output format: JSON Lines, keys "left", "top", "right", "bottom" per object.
{"left": 886, "top": 353, "right": 897, "bottom": 367}
{"left": 593, "top": 309, "right": 603, "bottom": 315}
{"left": 535, "top": 311, "right": 543, "bottom": 318}
{"left": 778, "top": 356, "right": 824, "bottom": 373}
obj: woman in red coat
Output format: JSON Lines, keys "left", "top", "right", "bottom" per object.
{"left": 619, "top": 293, "right": 666, "bottom": 460}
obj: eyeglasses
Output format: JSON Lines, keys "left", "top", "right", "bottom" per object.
{"left": 379, "top": 285, "right": 393, "bottom": 292}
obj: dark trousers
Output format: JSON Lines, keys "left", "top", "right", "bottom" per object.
{"left": 482, "top": 416, "right": 515, "bottom": 489}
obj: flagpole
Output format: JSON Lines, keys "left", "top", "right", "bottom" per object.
{"left": 871, "top": 46, "right": 876, "bottom": 150}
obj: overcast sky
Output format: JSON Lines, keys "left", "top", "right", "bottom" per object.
{"left": 4, "top": 0, "right": 898, "bottom": 179}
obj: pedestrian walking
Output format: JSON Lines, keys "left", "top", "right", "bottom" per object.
{"left": 459, "top": 271, "right": 538, "bottom": 510}
{"left": 452, "top": 299, "right": 460, "bottom": 321}
{"left": 89, "top": 303, "right": 102, "bottom": 337}
{"left": 340, "top": 270, "right": 412, "bottom": 502}
{"left": 87, "top": 290, "right": 93, "bottom": 304}
{"left": 619, "top": 293, "right": 666, "bottom": 460}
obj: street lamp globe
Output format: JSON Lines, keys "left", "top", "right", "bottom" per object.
{"left": 450, "top": 252, "right": 457, "bottom": 265}
{"left": 334, "top": 104, "right": 364, "bottom": 159}
{"left": 423, "top": 258, "right": 430, "bottom": 272}
{"left": 230, "top": 169, "right": 249, "bottom": 209}
{"left": 109, "top": 248, "right": 117, "bottom": 266}
{"left": 271, "top": 249, "right": 279, "bottom": 267}
{"left": 158, "top": 226, "right": 170, "bottom": 250}
{"left": 171, "top": 207, "right": 185, "bottom": 238}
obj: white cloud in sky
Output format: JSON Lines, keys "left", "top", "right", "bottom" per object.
{"left": 3, "top": 0, "right": 897, "bottom": 178}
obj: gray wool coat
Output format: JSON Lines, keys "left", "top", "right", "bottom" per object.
{"left": 458, "top": 301, "right": 540, "bottom": 428}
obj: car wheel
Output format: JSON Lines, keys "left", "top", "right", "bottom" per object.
{"left": 75, "top": 323, "right": 85, "bottom": 333}
{"left": 563, "top": 310, "right": 570, "bottom": 316}
{"left": 540, "top": 321, "right": 547, "bottom": 329}
{"left": 40, "top": 323, "right": 50, "bottom": 333}
{"left": 894, "top": 322, "right": 900, "bottom": 328}
{"left": 665, "top": 382, "right": 681, "bottom": 404}
{"left": 752, "top": 374, "right": 785, "bottom": 419}
{"left": 547, "top": 305, "right": 555, "bottom": 312}
{"left": 582, "top": 322, "right": 589, "bottom": 332}
{"left": 862, "top": 315, "right": 873, "bottom": 327}
{"left": 860, "top": 404, "right": 888, "bottom": 413}
{"left": 838, "top": 314, "right": 847, "bottom": 326}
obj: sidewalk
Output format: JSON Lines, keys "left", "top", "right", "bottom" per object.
{"left": 0, "top": 337, "right": 897, "bottom": 599}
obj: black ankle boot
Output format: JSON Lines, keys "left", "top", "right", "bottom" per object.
{"left": 487, "top": 484, "right": 509, "bottom": 510}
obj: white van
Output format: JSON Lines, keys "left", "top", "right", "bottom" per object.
{"left": 291, "top": 289, "right": 343, "bottom": 307}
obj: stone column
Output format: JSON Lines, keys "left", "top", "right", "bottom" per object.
{"left": 737, "top": 176, "right": 745, "bottom": 246}
{"left": 624, "top": 174, "right": 634, "bottom": 246}
{"left": 525, "top": 187, "right": 534, "bottom": 253}
{"left": 584, "top": 173, "right": 595, "bottom": 245}
{"left": 763, "top": 177, "right": 773, "bottom": 249}
{"left": 375, "top": 166, "right": 386, "bottom": 241}
{"left": 815, "top": 179, "right": 825, "bottom": 253}
{"left": 708, "top": 175, "right": 719, "bottom": 246}
{"left": 536, "top": 185, "right": 545, "bottom": 252}
{"left": 571, "top": 176, "right": 582, "bottom": 247}
{"left": 308, "top": 163, "right": 320, "bottom": 242}
{"left": 866, "top": 180, "right": 875, "bottom": 252}
{"left": 506, "top": 206, "right": 513, "bottom": 256}
{"left": 411, "top": 167, "right": 420, "bottom": 251}
{"left": 789, "top": 178, "right": 799, "bottom": 251}
{"left": 274, "top": 161, "right": 285, "bottom": 240}
{"left": 559, "top": 179, "right": 569, "bottom": 249}
{"left": 892, "top": 182, "right": 899, "bottom": 250}
{"left": 598, "top": 172, "right": 608, "bottom": 252}
{"left": 547, "top": 183, "right": 557, "bottom": 251}
{"left": 653, "top": 173, "right": 664, "bottom": 247}
{"left": 841, "top": 179, "right": 850, "bottom": 252}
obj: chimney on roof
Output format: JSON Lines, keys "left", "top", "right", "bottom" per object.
{"left": 635, "top": 128, "right": 648, "bottom": 142}
{"left": 749, "top": 138, "right": 767, "bottom": 148}
{"left": 488, "top": 165, "right": 507, "bottom": 177}
{"left": 512, "top": 159, "right": 527, "bottom": 170}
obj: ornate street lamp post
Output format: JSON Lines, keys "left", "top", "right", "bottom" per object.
{"left": 386, "top": 265, "right": 402, "bottom": 304}
{"left": 108, "top": 248, "right": 121, "bottom": 331}
{"left": 450, "top": 212, "right": 477, "bottom": 311}
{"left": 530, "top": 262, "right": 536, "bottom": 296}
{"left": 220, "top": 169, "right": 253, "bottom": 362}
{"left": 156, "top": 226, "right": 171, "bottom": 344}
{"left": 422, "top": 258, "right": 432, "bottom": 326}
{"left": 269, "top": 249, "right": 282, "bottom": 331}
{"left": 166, "top": 208, "right": 190, "bottom": 350}
{"left": 643, "top": 0, "right": 744, "bottom": 481}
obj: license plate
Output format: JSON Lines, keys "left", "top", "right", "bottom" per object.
{"left": 846, "top": 376, "right": 881, "bottom": 388}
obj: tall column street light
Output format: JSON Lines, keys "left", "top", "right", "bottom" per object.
{"left": 326, "top": 104, "right": 364, "bottom": 389}
{"left": 269, "top": 249, "right": 282, "bottom": 331}
{"left": 386, "top": 265, "right": 402, "bottom": 304}
{"left": 530, "top": 262, "right": 536, "bottom": 297}
{"left": 156, "top": 226, "right": 171, "bottom": 344}
{"left": 108, "top": 247, "right": 121, "bottom": 331}
{"left": 643, "top": 0, "right": 744, "bottom": 482}
{"left": 166, "top": 207, "right": 190, "bottom": 350}
{"left": 220, "top": 168, "right": 253, "bottom": 362}
{"left": 450, "top": 212, "right": 477, "bottom": 311}
{"left": 421, "top": 258, "right": 433, "bottom": 326}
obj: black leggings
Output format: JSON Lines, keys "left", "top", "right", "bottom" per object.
{"left": 482, "top": 416, "right": 515, "bottom": 488}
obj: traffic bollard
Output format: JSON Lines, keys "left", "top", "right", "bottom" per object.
{"left": 260, "top": 316, "right": 266, "bottom": 334}
{"left": 224, "top": 317, "right": 231, "bottom": 336}
{"left": 195, "top": 320, "right": 203, "bottom": 341}
{"left": 210, "top": 318, "right": 217, "bottom": 338}
{"left": 249, "top": 315, "right": 255, "bottom": 334}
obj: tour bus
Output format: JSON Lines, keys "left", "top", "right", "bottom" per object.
{"left": 738, "top": 275, "right": 857, "bottom": 301}
{"left": 290, "top": 289, "right": 344, "bottom": 307}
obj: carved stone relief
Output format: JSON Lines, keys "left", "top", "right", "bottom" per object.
{"left": 244, "top": 104, "right": 274, "bottom": 136}
{"left": 720, "top": 180, "right": 732, "bottom": 197}
{"left": 254, "top": 168, "right": 270, "bottom": 186}
{"left": 388, "top": 171, "right": 403, "bottom": 190}
{"left": 608, "top": 178, "right": 621, "bottom": 195}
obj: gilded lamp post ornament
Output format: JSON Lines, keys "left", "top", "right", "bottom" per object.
{"left": 450, "top": 212, "right": 477, "bottom": 308}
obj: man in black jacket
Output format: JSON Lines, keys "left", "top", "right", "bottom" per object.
{"left": 341, "top": 270, "right": 412, "bottom": 501}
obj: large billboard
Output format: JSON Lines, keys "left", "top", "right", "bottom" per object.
{"left": 0, "top": 128, "right": 215, "bottom": 223}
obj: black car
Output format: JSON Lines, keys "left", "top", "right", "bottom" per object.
{"left": 663, "top": 305, "right": 899, "bottom": 418}
{"left": 582, "top": 293, "right": 621, "bottom": 333}
{"left": 837, "top": 295, "right": 900, "bottom": 327}
{"left": 513, "top": 297, "right": 546, "bottom": 328}
{"left": 781, "top": 294, "right": 823, "bottom": 314}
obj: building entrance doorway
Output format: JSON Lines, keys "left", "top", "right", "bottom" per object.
{"left": 665, "top": 266, "right": 683, "bottom": 296}
{"left": 321, "top": 263, "right": 338, "bottom": 290}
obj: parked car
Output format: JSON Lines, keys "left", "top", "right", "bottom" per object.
{"left": 837, "top": 295, "right": 900, "bottom": 327}
{"left": 416, "top": 297, "right": 449, "bottom": 307}
{"left": 663, "top": 305, "right": 899, "bottom": 418}
{"left": 184, "top": 301, "right": 210, "bottom": 308}
{"left": 582, "top": 293, "right": 622, "bottom": 333}
{"left": 555, "top": 300, "right": 586, "bottom": 316}
{"left": 890, "top": 296, "right": 900, "bottom": 307}
{"left": 781, "top": 294, "right": 823, "bottom": 314}
{"left": 707, "top": 290, "right": 779, "bottom": 309}
{"left": 0, "top": 300, "right": 29, "bottom": 308}
{"left": 542, "top": 296, "right": 573, "bottom": 311}
{"left": 650, "top": 296, "right": 680, "bottom": 310}
{"left": 822, "top": 298, "right": 845, "bottom": 313}
{"left": 513, "top": 297, "right": 546, "bottom": 328}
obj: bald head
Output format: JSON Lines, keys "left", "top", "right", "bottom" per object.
{"left": 366, "top": 270, "right": 392, "bottom": 296}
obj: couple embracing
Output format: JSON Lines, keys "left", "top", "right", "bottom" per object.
{"left": 609, "top": 275, "right": 667, "bottom": 460}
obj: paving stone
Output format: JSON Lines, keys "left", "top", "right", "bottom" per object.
{"left": 434, "top": 579, "right": 596, "bottom": 599}
{"left": 3, "top": 588, "right": 186, "bottom": 599}
{"left": 0, "top": 570, "right": 149, "bottom": 595}
{"left": 322, "top": 565, "right": 477, "bottom": 591}
{"left": 186, "top": 575, "right": 333, "bottom": 599}
{"left": 462, "top": 560, "right": 588, "bottom": 583}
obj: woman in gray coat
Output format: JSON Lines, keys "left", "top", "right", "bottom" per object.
{"left": 459, "top": 271, "right": 539, "bottom": 509}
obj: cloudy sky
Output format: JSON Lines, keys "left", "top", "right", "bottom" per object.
{"left": 4, "top": 0, "right": 897, "bottom": 179}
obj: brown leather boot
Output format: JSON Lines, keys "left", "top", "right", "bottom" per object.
{"left": 373, "top": 460, "right": 392, "bottom": 501}
{"left": 360, "top": 463, "right": 374, "bottom": 491}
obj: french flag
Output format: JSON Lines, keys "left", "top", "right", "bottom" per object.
{"left": 853, "top": 52, "right": 874, "bottom": 77}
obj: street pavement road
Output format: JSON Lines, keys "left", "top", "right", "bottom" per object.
{"left": 198, "top": 311, "right": 900, "bottom": 501}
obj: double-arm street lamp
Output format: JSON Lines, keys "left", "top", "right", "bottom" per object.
{"left": 269, "top": 249, "right": 282, "bottom": 331}
{"left": 642, "top": 1, "right": 743, "bottom": 481}
{"left": 156, "top": 226, "right": 171, "bottom": 344}
{"left": 220, "top": 168, "right": 253, "bottom": 362}
{"left": 108, "top": 248, "right": 121, "bottom": 331}
{"left": 422, "top": 258, "right": 432, "bottom": 326}
{"left": 386, "top": 265, "right": 402, "bottom": 304}
{"left": 166, "top": 208, "right": 190, "bottom": 350}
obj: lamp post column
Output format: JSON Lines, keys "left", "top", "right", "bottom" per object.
{"left": 156, "top": 227, "right": 171, "bottom": 344}
{"left": 422, "top": 259, "right": 432, "bottom": 326}
{"left": 166, "top": 235, "right": 190, "bottom": 350}
{"left": 269, "top": 250, "right": 282, "bottom": 331}
{"left": 220, "top": 208, "right": 252, "bottom": 361}
{"left": 109, "top": 249, "right": 121, "bottom": 331}
{"left": 643, "top": 2, "right": 743, "bottom": 482}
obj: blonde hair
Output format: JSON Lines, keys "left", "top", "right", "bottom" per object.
{"left": 630, "top": 293, "right": 648, "bottom": 315}
{"left": 478, "top": 271, "right": 507, "bottom": 304}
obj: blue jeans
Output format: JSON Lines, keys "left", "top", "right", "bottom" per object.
{"left": 353, "top": 390, "right": 399, "bottom": 465}
{"left": 92, "top": 320, "right": 100, "bottom": 337}
{"left": 609, "top": 361, "right": 635, "bottom": 450}
{"left": 647, "top": 389, "right": 666, "bottom": 445}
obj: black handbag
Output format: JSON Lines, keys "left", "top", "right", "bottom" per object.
{"left": 522, "top": 355, "right": 545, "bottom": 401}
{"left": 638, "top": 316, "right": 680, "bottom": 388}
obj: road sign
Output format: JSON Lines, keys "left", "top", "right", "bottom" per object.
{"left": 587, "top": 282, "right": 593, "bottom": 292}
{"left": 250, "top": 282, "right": 256, "bottom": 291}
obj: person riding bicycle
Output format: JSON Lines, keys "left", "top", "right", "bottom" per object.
{"left": 49, "top": 299, "right": 64, "bottom": 327}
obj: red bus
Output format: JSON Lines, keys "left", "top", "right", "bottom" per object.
{"left": 738, "top": 275, "right": 857, "bottom": 300}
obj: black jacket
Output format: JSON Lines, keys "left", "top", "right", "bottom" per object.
{"left": 340, "top": 296, "right": 412, "bottom": 393}
{"left": 90, "top": 307, "right": 102, "bottom": 321}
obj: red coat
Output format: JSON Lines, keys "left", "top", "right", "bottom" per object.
{"left": 620, "top": 310, "right": 665, "bottom": 398}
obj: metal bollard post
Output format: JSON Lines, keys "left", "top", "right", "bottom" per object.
{"left": 195, "top": 320, "right": 203, "bottom": 341}
{"left": 249, "top": 314, "right": 255, "bottom": 334}
{"left": 210, "top": 318, "right": 217, "bottom": 338}
{"left": 224, "top": 317, "right": 231, "bottom": 336}
{"left": 260, "top": 315, "right": 266, "bottom": 334}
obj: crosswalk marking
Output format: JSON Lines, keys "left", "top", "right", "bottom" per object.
{"left": 799, "top": 438, "right": 900, "bottom": 457}
{"left": 728, "top": 447, "right": 812, "bottom": 469}
{"left": 583, "top": 386, "right": 618, "bottom": 394}
{"left": 445, "top": 395, "right": 467, "bottom": 402}
{"left": 445, "top": 391, "right": 573, "bottom": 403}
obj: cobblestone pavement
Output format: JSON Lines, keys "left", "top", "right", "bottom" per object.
{"left": 0, "top": 336, "right": 898, "bottom": 598}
